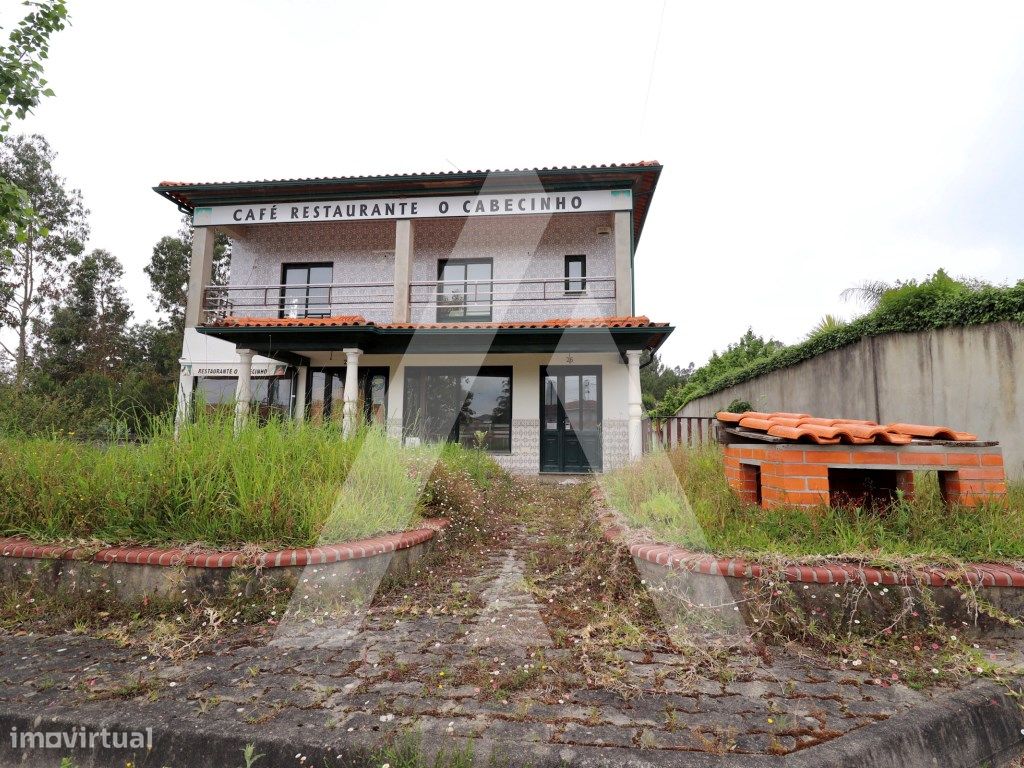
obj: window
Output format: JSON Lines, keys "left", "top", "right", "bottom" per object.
{"left": 280, "top": 263, "right": 333, "bottom": 318}
{"left": 564, "top": 255, "right": 586, "bottom": 293}
{"left": 403, "top": 367, "right": 512, "bottom": 453}
{"left": 436, "top": 259, "right": 492, "bottom": 321}
{"left": 194, "top": 376, "right": 294, "bottom": 422}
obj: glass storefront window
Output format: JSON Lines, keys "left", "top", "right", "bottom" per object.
{"left": 194, "top": 376, "right": 293, "bottom": 422}
{"left": 403, "top": 367, "right": 512, "bottom": 453}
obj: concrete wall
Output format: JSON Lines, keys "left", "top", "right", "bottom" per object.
{"left": 677, "top": 322, "right": 1024, "bottom": 479}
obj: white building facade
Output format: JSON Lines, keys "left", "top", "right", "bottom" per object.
{"left": 157, "top": 164, "right": 672, "bottom": 474}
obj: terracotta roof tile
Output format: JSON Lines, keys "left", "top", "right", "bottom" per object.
{"left": 886, "top": 423, "right": 977, "bottom": 441}
{"left": 208, "top": 315, "right": 666, "bottom": 331}
{"left": 217, "top": 315, "right": 367, "bottom": 328}
{"left": 717, "top": 411, "right": 980, "bottom": 445}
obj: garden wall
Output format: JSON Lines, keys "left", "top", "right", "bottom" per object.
{"left": 676, "top": 322, "right": 1024, "bottom": 479}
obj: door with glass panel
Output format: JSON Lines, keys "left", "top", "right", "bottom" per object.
{"left": 540, "top": 367, "right": 601, "bottom": 472}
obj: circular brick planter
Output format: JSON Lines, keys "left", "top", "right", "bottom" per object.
{"left": 598, "top": 508, "right": 1024, "bottom": 637}
{"left": 0, "top": 519, "right": 448, "bottom": 600}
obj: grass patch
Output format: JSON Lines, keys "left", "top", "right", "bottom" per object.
{"left": 0, "top": 410, "right": 504, "bottom": 549}
{"left": 604, "top": 445, "right": 1024, "bottom": 563}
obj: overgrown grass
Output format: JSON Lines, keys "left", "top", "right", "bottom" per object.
{"left": 0, "top": 410, "right": 503, "bottom": 550}
{"left": 604, "top": 445, "right": 1024, "bottom": 563}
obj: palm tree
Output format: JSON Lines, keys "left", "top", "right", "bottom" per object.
{"left": 806, "top": 314, "right": 846, "bottom": 339}
{"left": 839, "top": 280, "right": 894, "bottom": 309}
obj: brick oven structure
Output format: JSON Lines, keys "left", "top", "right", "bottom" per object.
{"left": 717, "top": 412, "right": 1007, "bottom": 509}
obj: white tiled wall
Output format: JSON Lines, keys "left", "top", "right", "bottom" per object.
{"left": 224, "top": 212, "right": 617, "bottom": 323}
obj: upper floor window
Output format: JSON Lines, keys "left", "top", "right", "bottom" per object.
{"left": 437, "top": 258, "right": 492, "bottom": 322}
{"left": 281, "top": 263, "right": 332, "bottom": 318}
{"left": 565, "top": 255, "right": 586, "bottom": 294}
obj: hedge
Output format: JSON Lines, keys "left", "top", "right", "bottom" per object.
{"left": 659, "top": 278, "right": 1024, "bottom": 415}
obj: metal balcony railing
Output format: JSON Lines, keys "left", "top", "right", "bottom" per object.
{"left": 201, "top": 275, "right": 617, "bottom": 324}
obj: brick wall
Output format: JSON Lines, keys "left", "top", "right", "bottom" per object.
{"left": 724, "top": 443, "right": 1007, "bottom": 509}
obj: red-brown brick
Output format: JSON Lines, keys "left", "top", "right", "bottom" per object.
{"left": 723, "top": 443, "right": 1006, "bottom": 509}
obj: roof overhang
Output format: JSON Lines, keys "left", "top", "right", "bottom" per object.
{"left": 154, "top": 163, "right": 662, "bottom": 246}
{"left": 196, "top": 323, "right": 673, "bottom": 359}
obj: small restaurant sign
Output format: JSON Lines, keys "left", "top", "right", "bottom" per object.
{"left": 182, "top": 363, "right": 288, "bottom": 378}
{"left": 193, "top": 189, "right": 632, "bottom": 227}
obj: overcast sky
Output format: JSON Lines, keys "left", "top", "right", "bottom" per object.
{"left": 4, "top": 0, "right": 1024, "bottom": 367}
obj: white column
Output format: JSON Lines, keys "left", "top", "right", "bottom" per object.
{"left": 393, "top": 219, "right": 413, "bottom": 322}
{"left": 626, "top": 350, "right": 643, "bottom": 461}
{"left": 342, "top": 348, "right": 362, "bottom": 437}
{"left": 185, "top": 226, "right": 216, "bottom": 329}
{"left": 234, "top": 349, "right": 255, "bottom": 433}
{"left": 613, "top": 211, "right": 633, "bottom": 316}
{"left": 294, "top": 365, "right": 308, "bottom": 423}
{"left": 174, "top": 364, "right": 193, "bottom": 434}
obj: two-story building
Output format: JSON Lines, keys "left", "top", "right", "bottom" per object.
{"left": 155, "top": 163, "right": 673, "bottom": 474}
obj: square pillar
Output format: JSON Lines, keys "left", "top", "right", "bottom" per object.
{"left": 185, "top": 226, "right": 216, "bottom": 329}
{"left": 342, "top": 348, "right": 362, "bottom": 438}
{"left": 234, "top": 349, "right": 255, "bottom": 434}
{"left": 393, "top": 219, "right": 413, "bottom": 322}
{"left": 613, "top": 211, "right": 633, "bottom": 316}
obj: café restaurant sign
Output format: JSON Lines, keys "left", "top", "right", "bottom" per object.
{"left": 193, "top": 189, "right": 632, "bottom": 227}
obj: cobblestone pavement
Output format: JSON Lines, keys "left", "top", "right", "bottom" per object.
{"left": 0, "top": 483, "right": 1019, "bottom": 765}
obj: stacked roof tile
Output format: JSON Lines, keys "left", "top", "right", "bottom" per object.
{"left": 715, "top": 411, "right": 978, "bottom": 445}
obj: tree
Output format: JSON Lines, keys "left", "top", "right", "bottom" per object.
{"left": 640, "top": 353, "right": 694, "bottom": 411}
{"left": 33, "top": 248, "right": 131, "bottom": 383}
{"left": 656, "top": 328, "right": 784, "bottom": 416}
{"left": 0, "top": 1, "right": 69, "bottom": 262}
{"left": 145, "top": 215, "right": 230, "bottom": 332}
{"left": 0, "top": 134, "right": 88, "bottom": 383}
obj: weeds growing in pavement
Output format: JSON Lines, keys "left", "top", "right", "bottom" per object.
{"left": 0, "top": 571, "right": 293, "bottom": 661}
{"left": 371, "top": 731, "right": 480, "bottom": 768}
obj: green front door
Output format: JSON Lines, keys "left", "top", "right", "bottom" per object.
{"left": 540, "top": 366, "right": 602, "bottom": 472}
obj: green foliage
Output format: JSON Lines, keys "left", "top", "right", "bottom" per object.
{"left": 0, "top": 1, "right": 69, "bottom": 263}
{"left": 723, "top": 398, "right": 752, "bottom": 413}
{"left": 0, "top": 133, "right": 89, "bottom": 381}
{"left": 654, "top": 328, "right": 783, "bottom": 415}
{"left": 639, "top": 353, "right": 694, "bottom": 411}
{"left": 659, "top": 271, "right": 1024, "bottom": 413}
{"left": 605, "top": 445, "right": 1024, "bottom": 562}
{"left": 0, "top": 411, "right": 503, "bottom": 549}
{"left": 33, "top": 248, "right": 132, "bottom": 382}
{"left": 144, "top": 215, "right": 230, "bottom": 331}
{"left": 805, "top": 313, "right": 846, "bottom": 340}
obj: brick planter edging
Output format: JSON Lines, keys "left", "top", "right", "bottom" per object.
{"left": 599, "top": 515, "right": 1024, "bottom": 589}
{"left": 0, "top": 518, "right": 448, "bottom": 570}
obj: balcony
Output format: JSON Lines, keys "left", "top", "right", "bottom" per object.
{"left": 200, "top": 275, "right": 618, "bottom": 325}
